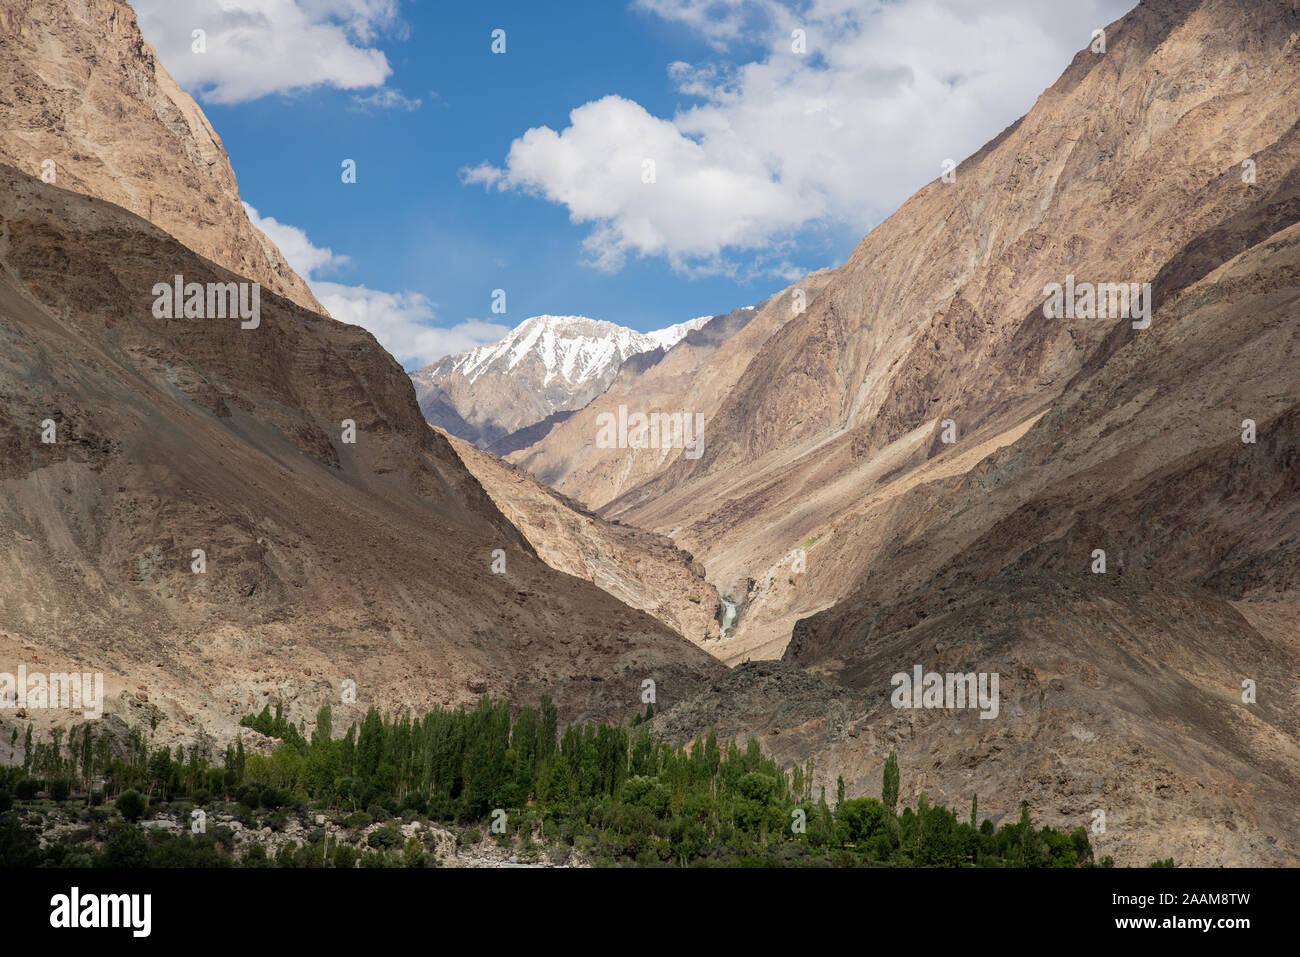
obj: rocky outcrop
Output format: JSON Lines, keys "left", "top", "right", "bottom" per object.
{"left": 0, "top": 0, "right": 324, "bottom": 313}
{"left": 518, "top": 0, "right": 1300, "bottom": 669}
{"left": 0, "top": 163, "right": 724, "bottom": 747}
{"left": 446, "top": 430, "right": 721, "bottom": 645}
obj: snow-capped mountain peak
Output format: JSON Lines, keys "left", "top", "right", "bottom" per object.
{"left": 411, "top": 312, "right": 718, "bottom": 450}
{"left": 642, "top": 315, "right": 712, "bottom": 351}
{"left": 446, "top": 314, "right": 709, "bottom": 387}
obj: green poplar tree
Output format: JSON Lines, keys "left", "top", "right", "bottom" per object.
{"left": 882, "top": 751, "right": 899, "bottom": 813}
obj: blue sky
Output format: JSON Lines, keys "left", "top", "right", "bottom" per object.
{"left": 131, "top": 0, "right": 1135, "bottom": 370}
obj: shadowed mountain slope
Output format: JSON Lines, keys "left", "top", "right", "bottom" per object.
{"left": 0, "top": 164, "right": 723, "bottom": 746}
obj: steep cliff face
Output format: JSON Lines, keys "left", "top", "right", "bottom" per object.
{"left": 0, "top": 165, "right": 724, "bottom": 744}
{"left": 527, "top": 0, "right": 1300, "bottom": 665}
{"left": 563, "top": 0, "right": 1300, "bottom": 866}
{"left": 656, "top": 0, "right": 1299, "bottom": 487}
{"left": 789, "top": 219, "right": 1300, "bottom": 672}
{"left": 446, "top": 431, "right": 721, "bottom": 646}
{"left": 756, "top": 219, "right": 1300, "bottom": 867}
{"left": 0, "top": 0, "right": 324, "bottom": 313}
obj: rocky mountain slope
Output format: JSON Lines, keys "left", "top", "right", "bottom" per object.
{"left": 489, "top": 0, "right": 1300, "bottom": 865}
{"left": 412, "top": 314, "right": 710, "bottom": 448}
{"left": 518, "top": 0, "right": 1300, "bottom": 669}
{"left": 0, "top": 164, "right": 724, "bottom": 752}
{"left": 0, "top": 0, "right": 324, "bottom": 314}
{"left": 444, "top": 431, "right": 721, "bottom": 645}
{"left": 657, "top": 219, "right": 1300, "bottom": 867}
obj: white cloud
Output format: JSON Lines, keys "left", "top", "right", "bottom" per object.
{"left": 349, "top": 88, "right": 422, "bottom": 111}
{"left": 243, "top": 203, "right": 504, "bottom": 368}
{"left": 313, "top": 284, "right": 510, "bottom": 369}
{"left": 464, "top": 94, "right": 806, "bottom": 274}
{"left": 132, "top": 0, "right": 400, "bottom": 104}
{"left": 466, "top": 0, "right": 1136, "bottom": 275}
{"left": 244, "top": 203, "right": 350, "bottom": 277}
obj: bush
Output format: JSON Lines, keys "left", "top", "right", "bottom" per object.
{"left": 342, "top": 811, "right": 371, "bottom": 831}
{"left": 294, "top": 843, "right": 326, "bottom": 868}
{"left": 403, "top": 835, "right": 426, "bottom": 868}
{"left": 0, "top": 817, "right": 41, "bottom": 867}
{"left": 333, "top": 844, "right": 357, "bottom": 869}
{"left": 102, "top": 823, "right": 150, "bottom": 868}
{"left": 116, "top": 789, "right": 147, "bottom": 823}
{"left": 241, "top": 843, "right": 269, "bottom": 868}
{"left": 49, "top": 778, "right": 72, "bottom": 803}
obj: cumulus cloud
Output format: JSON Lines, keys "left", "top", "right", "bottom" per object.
{"left": 465, "top": 0, "right": 1135, "bottom": 275}
{"left": 313, "top": 284, "right": 510, "bottom": 369}
{"left": 132, "top": 0, "right": 401, "bottom": 104}
{"left": 349, "top": 88, "right": 423, "bottom": 111}
{"left": 244, "top": 203, "right": 350, "bottom": 277}
{"left": 464, "top": 94, "right": 806, "bottom": 274}
{"left": 244, "top": 203, "right": 504, "bottom": 368}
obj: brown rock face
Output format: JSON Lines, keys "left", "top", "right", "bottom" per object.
{"left": 518, "top": 0, "right": 1300, "bottom": 667}
{"left": 0, "top": 163, "right": 723, "bottom": 744}
{"left": 0, "top": 0, "right": 324, "bottom": 314}
{"left": 446, "top": 430, "right": 721, "bottom": 646}
{"left": 764, "top": 221, "right": 1300, "bottom": 867}
{"left": 495, "top": 0, "right": 1299, "bottom": 865}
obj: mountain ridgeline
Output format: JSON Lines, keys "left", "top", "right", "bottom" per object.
{"left": 0, "top": 0, "right": 1296, "bottom": 870}
{"left": 420, "top": 0, "right": 1300, "bottom": 866}
{"left": 411, "top": 314, "right": 713, "bottom": 450}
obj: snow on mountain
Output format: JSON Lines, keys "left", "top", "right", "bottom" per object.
{"left": 642, "top": 315, "right": 713, "bottom": 351}
{"left": 447, "top": 314, "right": 709, "bottom": 387}
{"left": 411, "top": 313, "right": 719, "bottom": 449}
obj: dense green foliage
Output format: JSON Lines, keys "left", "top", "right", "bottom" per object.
{"left": 0, "top": 698, "right": 1119, "bottom": 868}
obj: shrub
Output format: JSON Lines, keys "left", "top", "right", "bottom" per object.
{"left": 49, "top": 778, "right": 72, "bottom": 803}
{"left": 241, "top": 843, "right": 269, "bottom": 868}
{"left": 116, "top": 789, "right": 147, "bottom": 823}
{"left": 102, "top": 823, "right": 150, "bottom": 868}
{"left": 403, "top": 835, "right": 426, "bottom": 868}
{"left": 342, "top": 811, "right": 371, "bottom": 831}
{"left": 333, "top": 844, "right": 357, "bottom": 869}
